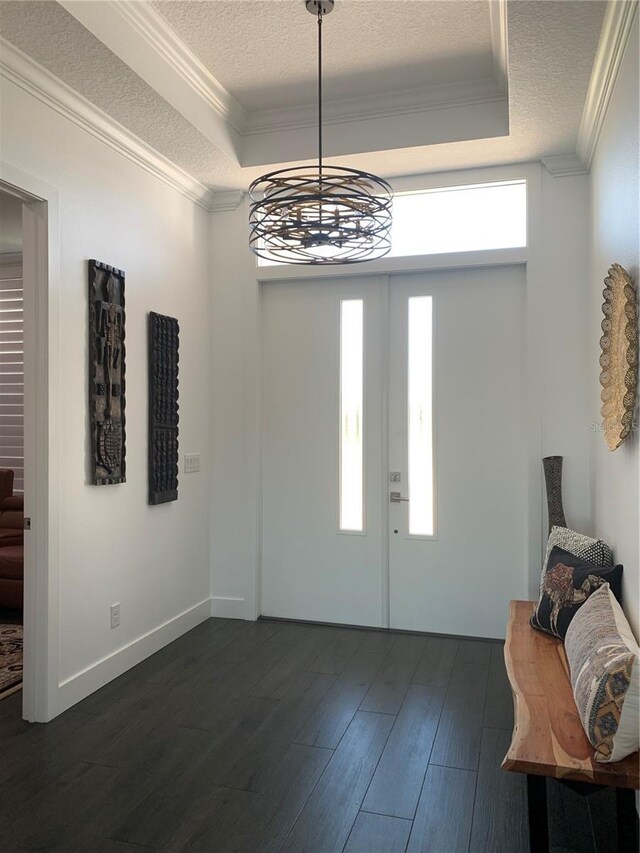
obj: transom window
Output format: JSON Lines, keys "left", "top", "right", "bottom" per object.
{"left": 389, "top": 180, "right": 527, "bottom": 258}
{"left": 257, "top": 179, "right": 527, "bottom": 266}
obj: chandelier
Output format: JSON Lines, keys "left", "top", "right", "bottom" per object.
{"left": 248, "top": 0, "right": 393, "bottom": 265}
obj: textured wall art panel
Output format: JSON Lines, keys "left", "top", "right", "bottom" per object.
{"left": 88, "top": 259, "right": 126, "bottom": 485}
{"left": 148, "top": 311, "right": 180, "bottom": 504}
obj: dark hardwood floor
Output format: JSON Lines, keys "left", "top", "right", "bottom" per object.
{"left": 0, "top": 617, "right": 616, "bottom": 852}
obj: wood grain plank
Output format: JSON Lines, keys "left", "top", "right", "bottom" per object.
{"left": 360, "top": 634, "right": 427, "bottom": 715}
{"left": 430, "top": 660, "right": 489, "bottom": 771}
{"left": 469, "top": 727, "right": 528, "bottom": 853}
{"left": 267, "top": 621, "right": 313, "bottom": 645}
{"left": 280, "top": 711, "right": 395, "bottom": 853}
{"left": 252, "top": 744, "right": 334, "bottom": 853}
{"left": 483, "top": 642, "right": 514, "bottom": 731}
{"left": 296, "top": 651, "right": 385, "bottom": 749}
{"left": 163, "top": 786, "right": 261, "bottom": 852}
{"left": 407, "top": 764, "right": 476, "bottom": 853}
{"left": 455, "top": 639, "right": 492, "bottom": 665}
{"left": 161, "top": 741, "right": 332, "bottom": 853}
{"left": 413, "top": 637, "right": 459, "bottom": 687}
{"left": 216, "top": 670, "right": 336, "bottom": 792}
{"left": 502, "top": 601, "right": 640, "bottom": 788}
{"left": 1, "top": 762, "right": 123, "bottom": 851}
{"left": 359, "top": 631, "right": 399, "bottom": 654}
{"left": 150, "top": 642, "right": 288, "bottom": 730}
{"left": 250, "top": 628, "right": 336, "bottom": 700}
{"left": 307, "top": 627, "right": 366, "bottom": 675}
{"left": 344, "top": 812, "right": 412, "bottom": 853}
{"left": 362, "top": 684, "right": 445, "bottom": 819}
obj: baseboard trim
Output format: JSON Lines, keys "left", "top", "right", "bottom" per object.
{"left": 211, "top": 595, "right": 247, "bottom": 619}
{"left": 55, "top": 597, "right": 211, "bottom": 716}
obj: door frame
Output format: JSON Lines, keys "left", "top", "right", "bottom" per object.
{"left": 1, "top": 161, "right": 60, "bottom": 722}
{"left": 256, "top": 163, "right": 544, "bottom": 622}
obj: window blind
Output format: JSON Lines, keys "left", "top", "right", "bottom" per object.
{"left": 0, "top": 256, "right": 23, "bottom": 493}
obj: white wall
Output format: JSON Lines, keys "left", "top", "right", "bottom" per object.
{"left": 589, "top": 16, "right": 640, "bottom": 636}
{"left": 209, "top": 166, "right": 593, "bottom": 620}
{"left": 538, "top": 170, "right": 592, "bottom": 540}
{"left": 1, "top": 77, "right": 212, "bottom": 716}
{"left": 209, "top": 200, "right": 260, "bottom": 620}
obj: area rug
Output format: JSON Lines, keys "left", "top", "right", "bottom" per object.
{"left": 0, "top": 623, "right": 23, "bottom": 700}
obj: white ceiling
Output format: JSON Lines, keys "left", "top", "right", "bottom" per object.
{"left": 153, "top": 0, "right": 495, "bottom": 110}
{"left": 0, "top": 0, "right": 607, "bottom": 192}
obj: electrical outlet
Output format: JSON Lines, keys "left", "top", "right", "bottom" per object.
{"left": 110, "top": 602, "right": 121, "bottom": 629}
{"left": 184, "top": 453, "right": 200, "bottom": 474}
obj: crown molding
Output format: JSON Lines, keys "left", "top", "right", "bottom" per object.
{"left": 109, "top": 0, "right": 247, "bottom": 134}
{"left": 209, "top": 191, "right": 244, "bottom": 213}
{"left": 541, "top": 153, "right": 588, "bottom": 177}
{"left": 489, "top": 0, "right": 509, "bottom": 92}
{"left": 0, "top": 38, "right": 215, "bottom": 211}
{"left": 57, "top": 0, "right": 510, "bottom": 167}
{"left": 67, "top": 0, "right": 508, "bottom": 144}
{"left": 577, "top": 0, "right": 638, "bottom": 171}
{"left": 245, "top": 77, "right": 506, "bottom": 136}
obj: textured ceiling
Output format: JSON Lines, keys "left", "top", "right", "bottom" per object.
{"left": 0, "top": 1, "right": 231, "bottom": 186}
{"left": 152, "top": 0, "right": 494, "bottom": 110}
{"left": 333, "top": 0, "right": 607, "bottom": 180}
{"left": 0, "top": 191, "right": 22, "bottom": 255}
{"left": 0, "top": 0, "right": 607, "bottom": 191}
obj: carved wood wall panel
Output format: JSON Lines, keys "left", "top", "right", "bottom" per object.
{"left": 148, "top": 312, "right": 179, "bottom": 505}
{"left": 89, "top": 260, "right": 126, "bottom": 485}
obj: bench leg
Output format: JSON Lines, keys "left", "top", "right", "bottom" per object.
{"left": 527, "top": 774, "right": 549, "bottom": 853}
{"left": 616, "top": 787, "right": 639, "bottom": 853}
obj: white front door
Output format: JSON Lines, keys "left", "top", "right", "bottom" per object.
{"left": 261, "top": 276, "right": 387, "bottom": 627}
{"left": 261, "top": 266, "right": 528, "bottom": 637}
{"left": 388, "top": 268, "right": 527, "bottom": 638}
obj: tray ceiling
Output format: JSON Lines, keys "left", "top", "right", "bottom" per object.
{"left": 152, "top": 0, "right": 495, "bottom": 111}
{"left": 0, "top": 0, "right": 607, "bottom": 193}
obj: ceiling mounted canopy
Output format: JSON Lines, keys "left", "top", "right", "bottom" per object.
{"left": 248, "top": 0, "right": 393, "bottom": 265}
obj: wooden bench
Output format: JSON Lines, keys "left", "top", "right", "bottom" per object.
{"left": 502, "top": 600, "right": 639, "bottom": 852}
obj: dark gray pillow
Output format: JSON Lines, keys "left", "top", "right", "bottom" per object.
{"left": 531, "top": 546, "right": 623, "bottom": 639}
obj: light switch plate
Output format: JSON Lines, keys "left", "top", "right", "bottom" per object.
{"left": 184, "top": 453, "right": 201, "bottom": 474}
{"left": 110, "top": 602, "right": 120, "bottom": 629}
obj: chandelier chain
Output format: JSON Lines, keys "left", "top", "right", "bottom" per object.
{"left": 318, "top": 3, "right": 323, "bottom": 176}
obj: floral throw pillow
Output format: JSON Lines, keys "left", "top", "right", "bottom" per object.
{"left": 531, "top": 546, "right": 623, "bottom": 639}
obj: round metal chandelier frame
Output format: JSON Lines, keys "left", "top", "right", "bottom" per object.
{"left": 248, "top": 1, "right": 393, "bottom": 265}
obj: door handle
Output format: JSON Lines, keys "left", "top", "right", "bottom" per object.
{"left": 390, "top": 492, "right": 409, "bottom": 503}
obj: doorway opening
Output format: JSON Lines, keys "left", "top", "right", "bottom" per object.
{"left": 0, "top": 169, "right": 53, "bottom": 722}
{"left": 0, "top": 188, "right": 25, "bottom": 702}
